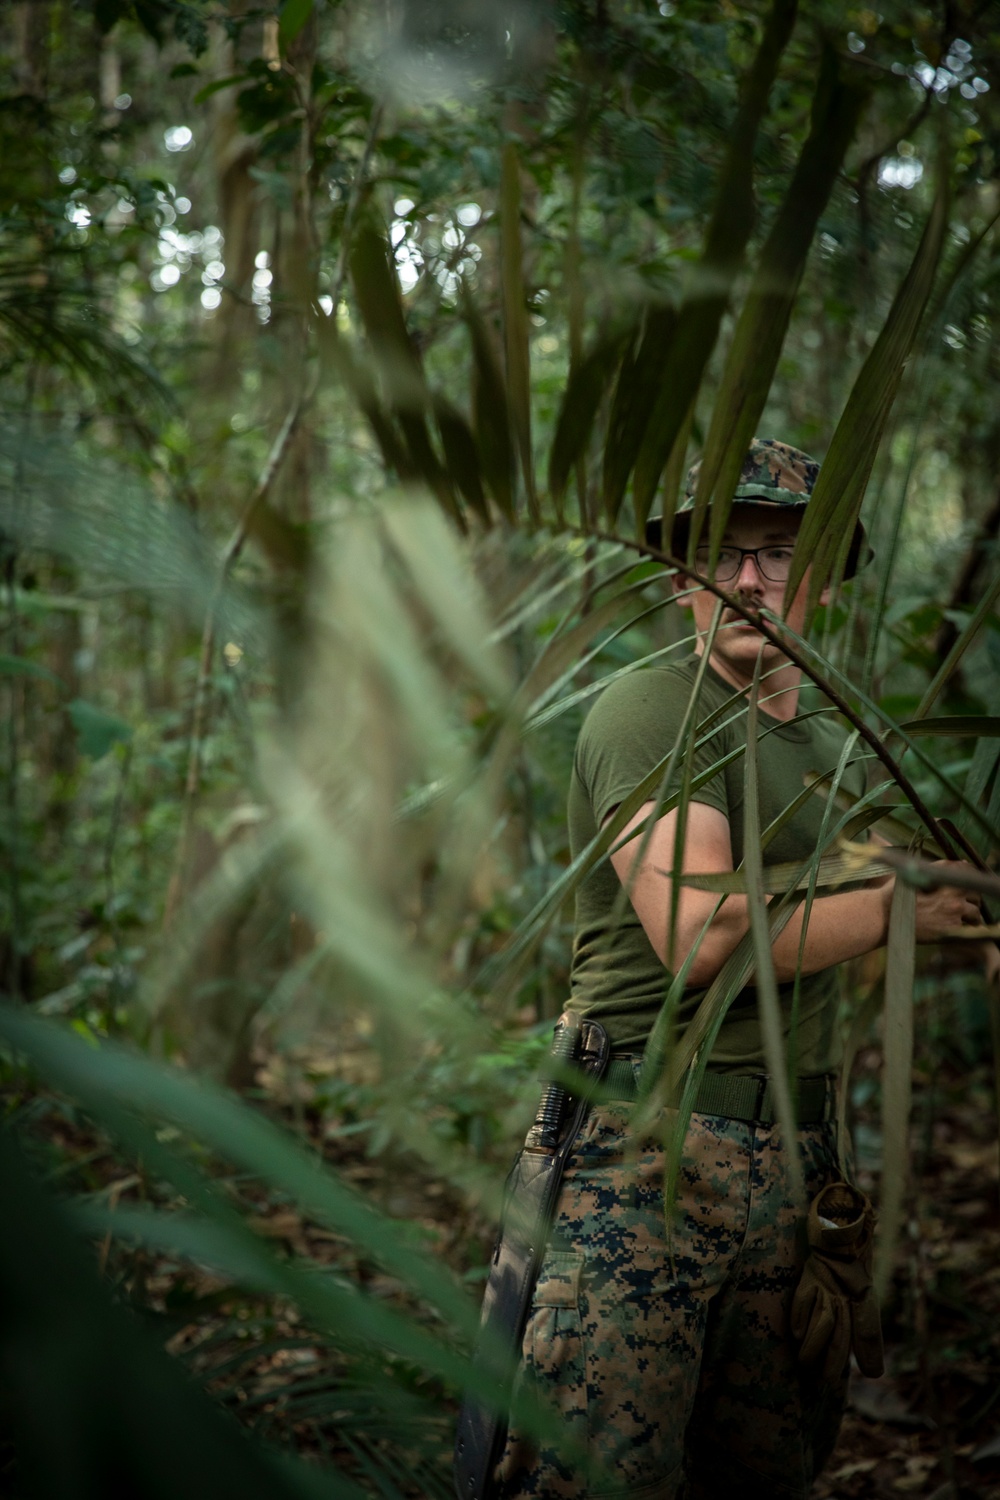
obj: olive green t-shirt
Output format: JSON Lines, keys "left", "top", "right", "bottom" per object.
{"left": 567, "top": 655, "right": 867, "bottom": 1073}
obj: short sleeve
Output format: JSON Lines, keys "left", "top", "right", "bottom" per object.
{"left": 575, "top": 668, "right": 731, "bottom": 827}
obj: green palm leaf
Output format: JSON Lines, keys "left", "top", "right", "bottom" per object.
{"left": 784, "top": 154, "right": 951, "bottom": 615}
{"left": 693, "top": 46, "right": 869, "bottom": 559}
{"left": 629, "top": 0, "right": 800, "bottom": 527}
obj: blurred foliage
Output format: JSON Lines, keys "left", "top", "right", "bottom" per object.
{"left": 2, "top": 0, "right": 1000, "bottom": 1494}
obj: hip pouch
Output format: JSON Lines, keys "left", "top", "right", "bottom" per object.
{"left": 791, "top": 1179, "right": 884, "bottom": 1382}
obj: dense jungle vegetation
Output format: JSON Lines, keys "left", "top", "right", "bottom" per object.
{"left": 4, "top": 0, "right": 1000, "bottom": 1495}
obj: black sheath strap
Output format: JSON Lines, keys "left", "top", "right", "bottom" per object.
{"left": 453, "top": 1014, "right": 611, "bottom": 1500}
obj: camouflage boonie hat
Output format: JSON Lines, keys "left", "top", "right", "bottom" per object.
{"left": 682, "top": 437, "right": 820, "bottom": 508}
{"left": 645, "top": 436, "right": 872, "bottom": 577}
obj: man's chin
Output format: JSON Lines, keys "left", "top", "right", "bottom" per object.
{"left": 713, "top": 636, "right": 782, "bottom": 671}
{"left": 718, "top": 626, "right": 775, "bottom": 650}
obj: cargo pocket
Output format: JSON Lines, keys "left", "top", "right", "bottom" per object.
{"left": 495, "top": 1250, "right": 588, "bottom": 1496}
{"left": 523, "top": 1249, "right": 586, "bottom": 1429}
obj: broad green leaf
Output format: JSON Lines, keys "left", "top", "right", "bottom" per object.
{"left": 279, "top": 0, "right": 314, "bottom": 49}
{"left": 70, "top": 1201, "right": 481, "bottom": 1410}
{"left": 514, "top": 573, "right": 670, "bottom": 721}
{"left": 319, "top": 326, "right": 415, "bottom": 479}
{"left": 378, "top": 497, "right": 510, "bottom": 701}
{"left": 17, "top": 1050, "right": 561, "bottom": 1454}
{"left": 959, "top": 737, "right": 1000, "bottom": 845}
{"left": 192, "top": 74, "right": 246, "bottom": 104}
{"left": 875, "top": 878, "right": 916, "bottom": 1300}
{"left": 17, "top": 1042, "right": 567, "bottom": 1457}
{"left": 762, "top": 610, "right": 991, "bottom": 851}
{"left": 803, "top": 773, "right": 931, "bottom": 850}
{"left": 901, "top": 716, "right": 1000, "bottom": 737}
{"left": 464, "top": 295, "right": 515, "bottom": 520}
{"left": 433, "top": 393, "right": 490, "bottom": 524}
{"left": 348, "top": 221, "right": 459, "bottom": 522}
{"left": 524, "top": 622, "right": 698, "bottom": 732}
{"left": 784, "top": 157, "right": 950, "bottom": 615}
{"left": 859, "top": 204, "right": 1000, "bottom": 697}
{"left": 0, "top": 1006, "right": 476, "bottom": 1337}
{"left": 0, "top": 1130, "right": 356, "bottom": 1500}
{"left": 500, "top": 141, "right": 536, "bottom": 520}
{"left": 0, "top": 653, "right": 61, "bottom": 685}
{"left": 984, "top": 767, "right": 1000, "bottom": 844}
{"left": 350, "top": 222, "right": 425, "bottom": 387}
{"left": 680, "top": 848, "right": 893, "bottom": 895}
{"left": 524, "top": 592, "right": 688, "bottom": 728}
{"left": 696, "top": 47, "right": 869, "bottom": 560}
{"left": 548, "top": 326, "right": 630, "bottom": 515}
{"left": 629, "top": 0, "right": 799, "bottom": 523}
{"left": 68, "top": 699, "right": 132, "bottom": 759}
{"left": 658, "top": 399, "right": 694, "bottom": 553}
{"left": 600, "top": 304, "right": 676, "bottom": 526}
{"left": 913, "top": 573, "right": 1000, "bottom": 718}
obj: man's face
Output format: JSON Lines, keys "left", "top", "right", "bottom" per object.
{"left": 674, "top": 505, "right": 822, "bottom": 690}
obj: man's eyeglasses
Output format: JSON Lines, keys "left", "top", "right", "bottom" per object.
{"left": 693, "top": 544, "right": 796, "bottom": 583}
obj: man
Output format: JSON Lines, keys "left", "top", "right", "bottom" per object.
{"left": 494, "top": 439, "right": 982, "bottom": 1500}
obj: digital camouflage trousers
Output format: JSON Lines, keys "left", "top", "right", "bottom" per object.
{"left": 496, "top": 1072, "right": 848, "bottom": 1500}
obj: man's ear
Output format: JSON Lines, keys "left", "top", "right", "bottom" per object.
{"left": 818, "top": 581, "right": 831, "bottom": 608}
{"left": 671, "top": 570, "right": 696, "bottom": 602}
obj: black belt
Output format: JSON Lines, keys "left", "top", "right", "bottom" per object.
{"left": 603, "top": 1057, "right": 835, "bottom": 1124}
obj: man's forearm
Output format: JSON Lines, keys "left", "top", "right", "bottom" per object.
{"left": 668, "top": 884, "right": 888, "bottom": 986}
{"left": 612, "top": 800, "right": 979, "bottom": 988}
{"left": 770, "top": 885, "right": 889, "bottom": 979}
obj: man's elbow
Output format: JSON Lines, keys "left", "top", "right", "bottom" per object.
{"left": 681, "top": 949, "right": 727, "bottom": 988}
{"left": 658, "top": 930, "right": 732, "bottom": 989}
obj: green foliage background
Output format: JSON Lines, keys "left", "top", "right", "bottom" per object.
{"left": 2, "top": 0, "right": 1000, "bottom": 1494}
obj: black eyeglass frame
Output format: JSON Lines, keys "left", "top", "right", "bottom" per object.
{"left": 692, "top": 544, "right": 796, "bottom": 584}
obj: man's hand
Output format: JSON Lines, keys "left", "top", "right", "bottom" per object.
{"left": 984, "top": 942, "right": 1000, "bottom": 985}
{"left": 879, "top": 860, "right": 985, "bottom": 943}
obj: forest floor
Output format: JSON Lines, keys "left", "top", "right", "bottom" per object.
{"left": 812, "top": 1052, "right": 1000, "bottom": 1500}
{"left": 16, "top": 1042, "right": 1000, "bottom": 1500}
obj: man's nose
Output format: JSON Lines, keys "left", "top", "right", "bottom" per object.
{"left": 734, "top": 552, "right": 765, "bottom": 590}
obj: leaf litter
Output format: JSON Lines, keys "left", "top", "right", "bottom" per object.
{"left": 814, "top": 1045, "right": 1000, "bottom": 1500}
{"left": 12, "top": 1026, "right": 1000, "bottom": 1499}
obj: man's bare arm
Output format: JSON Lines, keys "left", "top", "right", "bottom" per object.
{"left": 608, "top": 800, "right": 983, "bottom": 987}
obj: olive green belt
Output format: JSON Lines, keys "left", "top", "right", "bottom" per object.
{"left": 603, "top": 1057, "right": 835, "bottom": 1125}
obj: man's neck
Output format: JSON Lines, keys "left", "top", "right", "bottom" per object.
{"left": 697, "top": 642, "right": 802, "bottom": 722}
